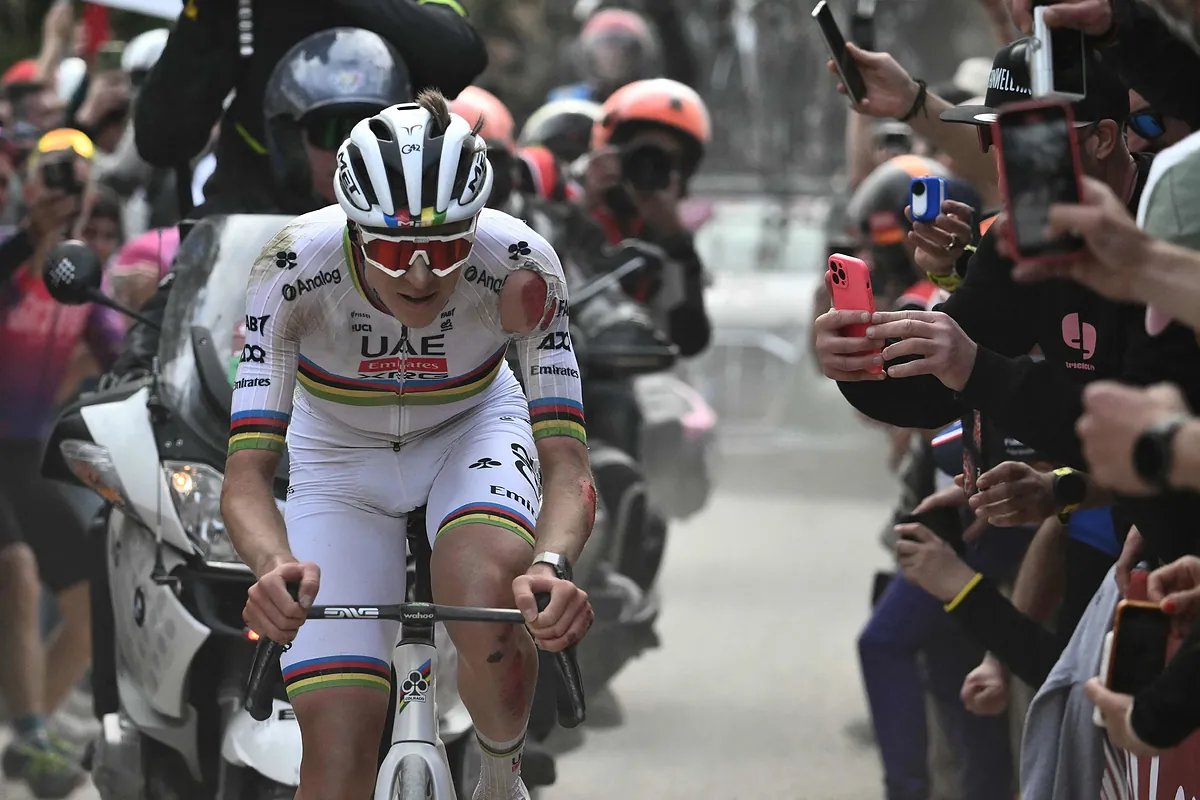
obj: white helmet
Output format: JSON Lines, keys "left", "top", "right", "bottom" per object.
{"left": 334, "top": 98, "right": 493, "bottom": 229}
{"left": 122, "top": 29, "right": 170, "bottom": 76}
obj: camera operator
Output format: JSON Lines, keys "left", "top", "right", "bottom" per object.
{"left": 0, "top": 128, "right": 123, "bottom": 798}
{"left": 110, "top": 28, "right": 413, "bottom": 377}
{"left": 134, "top": 0, "right": 485, "bottom": 217}
{"left": 577, "top": 77, "right": 711, "bottom": 356}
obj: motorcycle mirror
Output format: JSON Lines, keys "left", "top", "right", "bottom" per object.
{"left": 43, "top": 240, "right": 164, "bottom": 331}
{"left": 44, "top": 240, "right": 102, "bottom": 305}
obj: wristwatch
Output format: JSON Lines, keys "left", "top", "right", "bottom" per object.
{"left": 1133, "top": 414, "right": 1190, "bottom": 491}
{"left": 1052, "top": 467, "right": 1087, "bottom": 523}
{"left": 531, "top": 552, "right": 573, "bottom": 582}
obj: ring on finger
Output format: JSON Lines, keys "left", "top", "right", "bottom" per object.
{"left": 945, "top": 234, "right": 959, "bottom": 251}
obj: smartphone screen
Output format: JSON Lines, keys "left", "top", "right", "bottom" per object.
{"left": 812, "top": 1, "right": 868, "bottom": 104}
{"left": 997, "top": 104, "right": 1083, "bottom": 258}
{"left": 1109, "top": 604, "right": 1171, "bottom": 695}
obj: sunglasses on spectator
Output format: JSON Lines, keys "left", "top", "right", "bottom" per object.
{"left": 976, "top": 121, "right": 1097, "bottom": 152}
{"left": 302, "top": 113, "right": 368, "bottom": 151}
{"left": 1126, "top": 109, "right": 1166, "bottom": 141}
{"left": 358, "top": 217, "right": 478, "bottom": 278}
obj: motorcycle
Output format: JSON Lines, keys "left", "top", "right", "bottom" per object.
{"left": 37, "top": 218, "right": 488, "bottom": 799}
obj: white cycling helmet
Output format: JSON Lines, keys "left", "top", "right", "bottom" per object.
{"left": 334, "top": 97, "right": 493, "bottom": 229}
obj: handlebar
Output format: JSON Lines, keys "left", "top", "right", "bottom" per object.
{"left": 243, "top": 592, "right": 586, "bottom": 728}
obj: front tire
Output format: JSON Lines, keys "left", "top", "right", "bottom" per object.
{"left": 397, "top": 754, "right": 432, "bottom": 800}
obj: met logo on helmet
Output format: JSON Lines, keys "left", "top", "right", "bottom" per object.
{"left": 337, "top": 151, "right": 371, "bottom": 212}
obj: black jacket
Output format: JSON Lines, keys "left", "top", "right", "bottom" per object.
{"left": 839, "top": 154, "right": 1200, "bottom": 564}
{"left": 134, "top": 0, "right": 487, "bottom": 216}
{"left": 1101, "top": 0, "right": 1200, "bottom": 130}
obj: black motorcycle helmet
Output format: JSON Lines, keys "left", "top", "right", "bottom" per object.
{"left": 262, "top": 28, "right": 412, "bottom": 211}
{"left": 518, "top": 99, "right": 603, "bottom": 165}
{"left": 845, "top": 154, "right": 982, "bottom": 301}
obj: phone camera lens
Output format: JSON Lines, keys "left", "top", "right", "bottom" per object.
{"left": 836, "top": 267, "right": 846, "bottom": 282}
{"left": 913, "top": 182, "right": 926, "bottom": 195}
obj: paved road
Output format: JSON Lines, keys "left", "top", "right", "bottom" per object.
{"left": 9, "top": 382, "right": 897, "bottom": 800}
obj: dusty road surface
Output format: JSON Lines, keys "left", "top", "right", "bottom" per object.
{"left": 7, "top": 381, "right": 897, "bottom": 800}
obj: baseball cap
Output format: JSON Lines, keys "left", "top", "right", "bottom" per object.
{"left": 1, "top": 59, "right": 39, "bottom": 87}
{"left": 940, "top": 38, "right": 1129, "bottom": 127}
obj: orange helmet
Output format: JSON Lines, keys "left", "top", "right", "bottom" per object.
{"left": 517, "top": 145, "right": 565, "bottom": 201}
{"left": 448, "top": 86, "right": 516, "bottom": 153}
{"left": 592, "top": 78, "right": 710, "bottom": 174}
{"left": 578, "top": 9, "right": 660, "bottom": 96}
{"left": 582, "top": 8, "right": 654, "bottom": 40}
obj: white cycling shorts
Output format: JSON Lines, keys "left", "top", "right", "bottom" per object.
{"left": 278, "top": 385, "right": 542, "bottom": 701}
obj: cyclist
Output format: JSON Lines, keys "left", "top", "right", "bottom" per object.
{"left": 223, "top": 90, "right": 596, "bottom": 800}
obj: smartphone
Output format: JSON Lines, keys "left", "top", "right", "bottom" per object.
{"left": 994, "top": 100, "right": 1085, "bottom": 261}
{"left": 41, "top": 156, "right": 80, "bottom": 194}
{"left": 910, "top": 177, "right": 946, "bottom": 224}
{"left": 95, "top": 40, "right": 126, "bottom": 73}
{"left": 1106, "top": 600, "right": 1171, "bottom": 695}
{"left": 812, "top": 0, "right": 868, "bottom": 106}
{"left": 898, "top": 505, "right": 965, "bottom": 553}
{"left": 827, "top": 253, "right": 882, "bottom": 374}
{"left": 1030, "top": 6, "right": 1086, "bottom": 101}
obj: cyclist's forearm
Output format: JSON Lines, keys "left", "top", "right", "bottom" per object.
{"left": 533, "top": 439, "right": 594, "bottom": 565}
{"left": 221, "top": 454, "right": 291, "bottom": 577}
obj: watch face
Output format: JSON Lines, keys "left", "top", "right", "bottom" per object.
{"left": 1134, "top": 429, "right": 1168, "bottom": 485}
{"left": 1054, "top": 471, "right": 1087, "bottom": 506}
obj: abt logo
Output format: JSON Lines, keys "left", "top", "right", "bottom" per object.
{"left": 321, "top": 607, "right": 380, "bottom": 619}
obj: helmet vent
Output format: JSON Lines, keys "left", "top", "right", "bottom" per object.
{"left": 369, "top": 118, "right": 395, "bottom": 142}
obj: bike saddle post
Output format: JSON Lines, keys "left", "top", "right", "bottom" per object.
{"left": 406, "top": 506, "right": 433, "bottom": 604}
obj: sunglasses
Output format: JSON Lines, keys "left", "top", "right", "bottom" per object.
{"left": 302, "top": 113, "right": 366, "bottom": 151}
{"left": 358, "top": 217, "right": 478, "bottom": 278}
{"left": 976, "top": 120, "right": 1096, "bottom": 152}
{"left": 1126, "top": 109, "right": 1166, "bottom": 141}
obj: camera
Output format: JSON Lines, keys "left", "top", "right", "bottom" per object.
{"left": 912, "top": 181, "right": 925, "bottom": 195}
{"left": 620, "top": 143, "right": 674, "bottom": 193}
{"left": 41, "top": 155, "right": 81, "bottom": 194}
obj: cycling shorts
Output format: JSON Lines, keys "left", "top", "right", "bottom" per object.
{"left": 279, "top": 385, "right": 542, "bottom": 701}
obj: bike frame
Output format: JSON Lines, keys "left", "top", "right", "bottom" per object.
{"left": 305, "top": 602, "right": 527, "bottom": 800}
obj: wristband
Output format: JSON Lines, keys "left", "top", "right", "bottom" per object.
{"left": 927, "top": 271, "right": 962, "bottom": 292}
{"left": 944, "top": 572, "right": 983, "bottom": 612}
{"left": 898, "top": 79, "right": 928, "bottom": 122}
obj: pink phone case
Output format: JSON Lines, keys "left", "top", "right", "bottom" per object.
{"left": 828, "top": 254, "right": 882, "bottom": 374}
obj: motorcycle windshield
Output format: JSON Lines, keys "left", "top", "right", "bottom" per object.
{"left": 157, "top": 215, "right": 295, "bottom": 453}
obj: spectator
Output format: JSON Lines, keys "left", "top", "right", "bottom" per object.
{"left": 549, "top": 8, "right": 663, "bottom": 103}
{"left": 0, "top": 127, "right": 123, "bottom": 800}
{"left": 1125, "top": 90, "right": 1193, "bottom": 154}
{"left": 134, "top": 0, "right": 486, "bottom": 217}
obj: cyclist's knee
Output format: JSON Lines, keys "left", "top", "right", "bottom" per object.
{"left": 431, "top": 522, "right": 533, "bottom": 603}
{"left": 293, "top": 687, "right": 389, "bottom": 795}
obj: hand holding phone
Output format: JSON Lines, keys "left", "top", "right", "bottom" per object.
{"left": 827, "top": 254, "right": 882, "bottom": 374}
{"left": 1030, "top": 6, "right": 1086, "bottom": 101}
{"left": 994, "top": 100, "right": 1085, "bottom": 261}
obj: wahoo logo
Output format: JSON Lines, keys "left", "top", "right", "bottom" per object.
{"left": 359, "top": 357, "right": 447, "bottom": 374}
{"left": 988, "top": 67, "right": 1030, "bottom": 95}
{"left": 321, "top": 607, "right": 380, "bottom": 619}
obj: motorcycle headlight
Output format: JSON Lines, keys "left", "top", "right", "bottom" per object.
{"left": 59, "top": 440, "right": 140, "bottom": 522}
{"left": 163, "top": 461, "right": 243, "bottom": 565}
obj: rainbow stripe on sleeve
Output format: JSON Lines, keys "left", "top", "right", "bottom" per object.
{"left": 528, "top": 397, "right": 586, "bottom": 444}
{"left": 228, "top": 409, "right": 289, "bottom": 455}
{"left": 282, "top": 655, "right": 392, "bottom": 699}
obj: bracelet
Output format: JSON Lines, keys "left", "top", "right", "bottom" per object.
{"left": 898, "top": 79, "right": 928, "bottom": 122}
{"left": 944, "top": 572, "right": 984, "bottom": 612}
{"left": 927, "top": 271, "right": 963, "bottom": 292}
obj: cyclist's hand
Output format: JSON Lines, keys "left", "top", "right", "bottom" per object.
{"left": 827, "top": 43, "right": 921, "bottom": 119}
{"left": 961, "top": 654, "right": 1009, "bottom": 716}
{"left": 1115, "top": 526, "right": 1143, "bottom": 599}
{"left": 514, "top": 567, "right": 593, "bottom": 652}
{"left": 813, "top": 290, "right": 885, "bottom": 382}
{"left": 244, "top": 559, "right": 320, "bottom": 644}
{"left": 905, "top": 200, "right": 974, "bottom": 276}
{"left": 968, "top": 461, "right": 1056, "bottom": 528}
